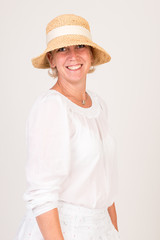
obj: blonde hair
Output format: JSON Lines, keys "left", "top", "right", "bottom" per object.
{"left": 48, "top": 65, "right": 95, "bottom": 78}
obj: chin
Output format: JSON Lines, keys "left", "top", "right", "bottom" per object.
{"left": 65, "top": 72, "right": 87, "bottom": 81}
{"left": 68, "top": 76, "right": 85, "bottom": 83}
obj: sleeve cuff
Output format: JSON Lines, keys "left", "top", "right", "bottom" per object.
{"left": 32, "top": 201, "right": 59, "bottom": 217}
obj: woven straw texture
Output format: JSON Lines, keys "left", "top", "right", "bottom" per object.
{"left": 32, "top": 14, "right": 111, "bottom": 69}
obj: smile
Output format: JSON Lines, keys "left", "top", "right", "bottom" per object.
{"left": 66, "top": 64, "right": 82, "bottom": 70}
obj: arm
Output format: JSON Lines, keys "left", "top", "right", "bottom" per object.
{"left": 23, "top": 94, "right": 71, "bottom": 239}
{"left": 107, "top": 202, "right": 119, "bottom": 232}
{"left": 100, "top": 97, "right": 120, "bottom": 233}
{"left": 36, "top": 208, "right": 64, "bottom": 240}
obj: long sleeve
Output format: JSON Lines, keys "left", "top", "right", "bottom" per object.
{"left": 105, "top": 129, "right": 119, "bottom": 207}
{"left": 98, "top": 94, "right": 119, "bottom": 207}
{"left": 23, "top": 93, "right": 71, "bottom": 217}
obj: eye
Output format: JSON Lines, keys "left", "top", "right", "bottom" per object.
{"left": 57, "top": 47, "right": 67, "bottom": 52}
{"left": 77, "top": 44, "right": 86, "bottom": 49}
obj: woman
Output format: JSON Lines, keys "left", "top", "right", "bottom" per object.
{"left": 14, "top": 14, "right": 120, "bottom": 240}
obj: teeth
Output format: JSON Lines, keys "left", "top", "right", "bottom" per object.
{"left": 67, "top": 64, "right": 82, "bottom": 70}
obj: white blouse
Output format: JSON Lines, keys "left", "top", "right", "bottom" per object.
{"left": 23, "top": 89, "right": 119, "bottom": 217}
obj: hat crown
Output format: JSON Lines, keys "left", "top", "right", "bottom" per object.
{"left": 46, "top": 14, "right": 90, "bottom": 34}
{"left": 32, "top": 14, "right": 111, "bottom": 68}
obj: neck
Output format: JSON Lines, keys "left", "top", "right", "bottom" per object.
{"left": 55, "top": 78, "right": 87, "bottom": 100}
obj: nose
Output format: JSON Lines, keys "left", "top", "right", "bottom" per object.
{"left": 68, "top": 47, "right": 77, "bottom": 59}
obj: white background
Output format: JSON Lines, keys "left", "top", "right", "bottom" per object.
{"left": 0, "top": 0, "right": 159, "bottom": 240}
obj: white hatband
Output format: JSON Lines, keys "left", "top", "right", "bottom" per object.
{"left": 46, "top": 25, "right": 92, "bottom": 44}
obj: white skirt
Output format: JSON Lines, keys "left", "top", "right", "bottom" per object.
{"left": 14, "top": 200, "right": 120, "bottom": 240}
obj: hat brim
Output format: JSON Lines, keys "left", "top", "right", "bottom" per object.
{"left": 31, "top": 35, "right": 111, "bottom": 69}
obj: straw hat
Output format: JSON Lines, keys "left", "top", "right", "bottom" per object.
{"left": 32, "top": 14, "right": 111, "bottom": 69}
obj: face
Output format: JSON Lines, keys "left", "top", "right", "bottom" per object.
{"left": 47, "top": 44, "right": 94, "bottom": 82}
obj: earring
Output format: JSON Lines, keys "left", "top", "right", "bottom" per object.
{"left": 48, "top": 67, "right": 58, "bottom": 78}
{"left": 48, "top": 68, "right": 53, "bottom": 75}
{"left": 88, "top": 65, "right": 95, "bottom": 73}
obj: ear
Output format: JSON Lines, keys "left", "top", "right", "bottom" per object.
{"left": 89, "top": 47, "right": 94, "bottom": 65}
{"left": 46, "top": 52, "right": 56, "bottom": 68}
{"left": 91, "top": 55, "right": 94, "bottom": 65}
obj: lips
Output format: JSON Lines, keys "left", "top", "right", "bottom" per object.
{"left": 66, "top": 64, "right": 82, "bottom": 70}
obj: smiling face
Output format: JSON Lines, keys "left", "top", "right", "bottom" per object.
{"left": 47, "top": 45, "right": 94, "bottom": 83}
